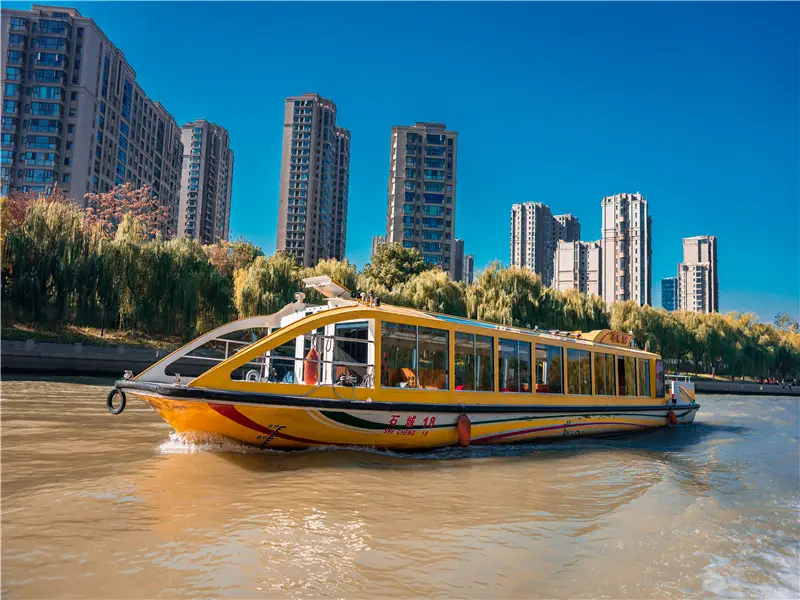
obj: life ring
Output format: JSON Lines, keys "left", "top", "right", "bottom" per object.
{"left": 107, "top": 389, "right": 126, "bottom": 415}
{"left": 245, "top": 370, "right": 261, "bottom": 382}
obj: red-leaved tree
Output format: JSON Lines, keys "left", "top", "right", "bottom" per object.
{"left": 83, "top": 183, "right": 166, "bottom": 239}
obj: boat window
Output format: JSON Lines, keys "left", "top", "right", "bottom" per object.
{"left": 535, "top": 344, "right": 563, "bottom": 394}
{"left": 637, "top": 358, "right": 651, "bottom": 397}
{"left": 418, "top": 327, "right": 448, "bottom": 390}
{"left": 475, "top": 334, "right": 494, "bottom": 391}
{"left": 268, "top": 337, "right": 298, "bottom": 383}
{"left": 594, "top": 353, "right": 616, "bottom": 395}
{"left": 499, "top": 338, "right": 531, "bottom": 393}
{"left": 455, "top": 332, "right": 475, "bottom": 390}
{"left": 381, "top": 322, "right": 417, "bottom": 388}
{"left": 567, "top": 348, "right": 592, "bottom": 395}
{"left": 655, "top": 360, "right": 665, "bottom": 397}
{"left": 331, "top": 321, "right": 371, "bottom": 386}
{"left": 617, "top": 355, "right": 637, "bottom": 396}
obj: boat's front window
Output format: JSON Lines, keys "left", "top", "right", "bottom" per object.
{"left": 230, "top": 320, "right": 376, "bottom": 387}
{"left": 535, "top": 344, "right": 563, "bottom": 394}
{"left": 380, "top": 322, "right": 449, "bottom": 390}
{"left": 167, "top": 328, "right": 271, "bottom": 380}
{"left": 331, "top": 322, "right": 372, "bottom": 386}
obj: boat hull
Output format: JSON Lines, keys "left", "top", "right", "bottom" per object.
{"left": 118, "top": 383, "right": 700, "bottom": 451}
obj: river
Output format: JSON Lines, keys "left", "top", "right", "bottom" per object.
{"left": 1, "top": 376, "right": 798, "bottom": 599}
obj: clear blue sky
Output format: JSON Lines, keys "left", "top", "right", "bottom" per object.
{"left": 12, "top": 2, "right": 799, "bottom": 321}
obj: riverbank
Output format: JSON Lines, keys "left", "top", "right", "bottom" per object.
{"left": 1, "top": 339, "right": 170, "bottom": 377}
{"left": 693, "top": 379, "right": 800, "bottom": 396}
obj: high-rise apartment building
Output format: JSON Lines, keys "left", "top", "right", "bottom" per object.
{"left": 386, "top": 122, "right": 458, "bottom": 277}
{"left": 510, "top": 202, "right": 580, "bottom": 286}
{"left": 370, "top": 234, "right": 385, "bottom": 258}
{"left": 678, "top": 235, "right": 718, "bottom": 313}
{"left": 178, "top": 120, "right": 233, "bottom": 244}
{"left": 453, "top": 238, "right": 465, "bottom": 282}
{"left": 462, "top": 253, "right": 474, "bottom": 285}
{"left": 661, "top": 276, "right": 678, "bottom": 311}
{"left": 554, "top": 214, "right": 581, "bottom": 245}
{"left": 600, "top": 192, "right": 652, "bottom": 306}
{"left": 277, "top": 93, "right": 350, "bottom": 267}
{"left": 1, "top": 5, "right": 184, "bottom": 236}
{"left": 553, "top": 240, "right": 602, "bottom": 296}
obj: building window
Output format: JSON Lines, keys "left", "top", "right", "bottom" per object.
{"left": 567, "top": 348, "right": 592, "bottom": 395}
{"left": 594, "top": 353, "right": 616, "bottom": 395}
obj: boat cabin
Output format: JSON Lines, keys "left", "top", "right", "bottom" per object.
{"left": 137, "top": 277, "right": 666, "bottom": 402}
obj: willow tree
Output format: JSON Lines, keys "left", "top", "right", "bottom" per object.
{"left": 236, "top": 252, "right": 302, "bottom": 317}
{"left": 467, "top": 263, "right": 545, "bottom": 328}
{"left": 391, "top": 269, "right": 468, "bottom": 316}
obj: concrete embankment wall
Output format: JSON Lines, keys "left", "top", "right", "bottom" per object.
{"left": 1, "top": 340, "right": 169, "bottom": 377}
{"left": 693, "top": 380, "right": 800, "bottom": 397}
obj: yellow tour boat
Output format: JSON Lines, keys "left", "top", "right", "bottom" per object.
{"left": 107, "top": 276, "right": 699, "bottom": 451}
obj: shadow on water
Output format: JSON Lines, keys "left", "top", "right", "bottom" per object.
{"left": 205, "top": 421, "right": 749, "bottom": 480}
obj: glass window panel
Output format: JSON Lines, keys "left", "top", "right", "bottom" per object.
{"left": 519, "top": 341, "right": 532, "bottom": 393}
{"left": 580, "top": 350, "right": 591, "bottom": 395}
{"left": 535, "top": 344, "right": 563, "bottom": 394}
{"left": 655, "top": 360, "right": 665, "bottom": 398}
{"left": 475, "top": 335, "right": 494, "bottom": 391}
{"left": 605, "top": 354, "right": 616, "bottom": 395}
{"left": 567, "top": 348, "right": 592, "bottom": 395}
{"left": 637, "top": 358, "right": 651, "bottom": 397}
{"left": 268, "top": 335, "right": 297, "bottom": 383}
{"left": 618, "top": 356, "right": 637, "bottom": 396}
{"left": 381, "top": 322, "right": 417, "bottom": 388}
{"left": 594, "top": 353, "right": 606, "bottom": 395}
{"left": 455, "top": 332, "right": 475, "bottom": 391}
{"left": 499, "top": 338, "right": 519, "bottom": 392}
{"left": 417, "top": 327, "right": 448, "bottom": 390}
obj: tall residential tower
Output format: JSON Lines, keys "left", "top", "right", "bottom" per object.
{"left": 510, "top": 202, "right": 580, "bottom": 286}
{"left": 277, "top": 93, "right": 350, "bottom": 267}
{"left": 178, "top": 120, "right": 233, "bottom": 244}
{"left": 1, "top": 5, "right": 184, "bottom": 236}
{"left": 600, "top": 192, "right": 652, "bottom": 306}
{"left": 678, "top": 235, "right": 718, "bottom": 313}
{"left": 386, "top": 122, "right": 458, "bottom": 277}
{"left": 553, "top": 240, "right": 602, "bottom": 296}
{"left": 661, "top": 277, "right": 678, "bottom": 311}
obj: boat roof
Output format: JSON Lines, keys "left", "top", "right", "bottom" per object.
{"left": 299, "top": 277, "right": 659, "bottom": 357}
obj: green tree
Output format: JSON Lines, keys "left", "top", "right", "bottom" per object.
{"left": 358, "top": 242, "right": 433, "bottom": 292}
{"left": 775, "top": 312, "right": 800, "bottom": 334}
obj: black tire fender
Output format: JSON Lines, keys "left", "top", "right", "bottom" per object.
{"left": 107, "top": 389, "right": 127, "bottom": 415}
